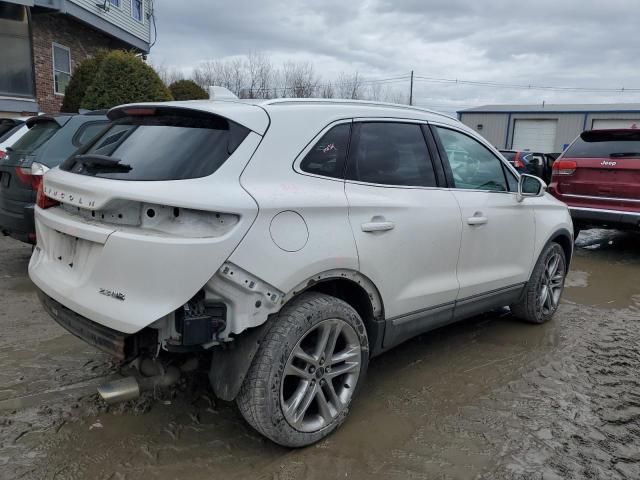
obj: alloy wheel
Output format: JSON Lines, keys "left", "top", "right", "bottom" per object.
{"left": 280, "top": 318, "right": 362, "bottom": 432}
{"left": 538, "top": 251, "right": 565, "bottom": 316}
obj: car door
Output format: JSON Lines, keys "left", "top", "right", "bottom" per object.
{"left": 344, "top": 121, "right": 462, "bottom": 348}
{"left": 431, "top": 125, "right": 535, "bottom": 315}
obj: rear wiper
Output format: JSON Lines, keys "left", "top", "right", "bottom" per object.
{"left": 609, "top": 152, "right": 640, "bottom": 157}
{"left": 73, "top": 154, "right": 124, "bottom": 166}
{"left": 72, "top": 154, "right": 132, "bottom": 173}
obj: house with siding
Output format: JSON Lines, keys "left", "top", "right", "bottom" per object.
{"left": 0, "top": 0, "right": 153, "bottom": 116}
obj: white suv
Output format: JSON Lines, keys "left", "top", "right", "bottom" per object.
{"left": 29, "top": 99, "right": 573, "bottom": 447}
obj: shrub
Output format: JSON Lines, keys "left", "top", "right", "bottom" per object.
{"left": 81, "top": 50, "right": 172, "bottom": 110}
{"left": 60, "top": 50, "right": 109, "bottom": 113}
{"left": 168, "top": 79, "right": 209, "bottom": 101}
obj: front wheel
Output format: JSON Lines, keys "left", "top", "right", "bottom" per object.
{"left": 511, "top": 242, "right": 567, "bottom": 324}
{"left": 236, "top": 292, "right": 369, "bottom": 447}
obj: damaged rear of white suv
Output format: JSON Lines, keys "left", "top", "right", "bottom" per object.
{"left": 30, "top": 99, "right": 573, "bottom": 447}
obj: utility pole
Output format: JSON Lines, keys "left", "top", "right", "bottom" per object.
{"left": 409, "top": 70, "right": 414, "bottom": 106}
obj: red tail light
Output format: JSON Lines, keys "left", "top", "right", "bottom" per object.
{"left": 514, "top": 152, "right": 526, "bottom": 169}
{"left": 552, "top": 160, "right": 577, "bottom": 175}
{"left": 0, "top": 150, "right": 6, "bottom": 160}
{"left": 15, "top": 162, "right": 50, "bottom": 190}
{"left": 36, "top": 180, "right": 60, "bottom": 209}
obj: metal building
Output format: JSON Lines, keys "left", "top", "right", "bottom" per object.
{"left": 458, "top": 103, "right": 640, "bottom": 153}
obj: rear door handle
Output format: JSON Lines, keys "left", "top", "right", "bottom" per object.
{"left": 467, "top": 214, "right": 488, "bottom": 226}
{"left": 361, "top": 221, "right": 395, "bottom": 232}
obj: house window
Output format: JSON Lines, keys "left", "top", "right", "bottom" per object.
{"left": 131, "top": 0, "right": 143, "bottom": 22}
{"left": 0, "top": 4, "right": 34, "bottom": 97}
{"left": 52, "top": 43, "right": 71, "bottom": 95}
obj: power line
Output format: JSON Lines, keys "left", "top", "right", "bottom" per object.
{"left": 414, "top": 75, "right": 640, "bottom": 93}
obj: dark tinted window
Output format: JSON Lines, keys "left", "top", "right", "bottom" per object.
{"left": 435, "top": 127, "right": 507, "bottom": 192}
{"left": 347, "top": 122, "right": 436, "bottom": 187}
{"left": 61, "top": 112, "right": 250, "bottom": 181}
{"left": 0, "top": 123, "right": 23, "bottom": 143}
{"left": 564, "top": 130, "right": 640, "bottom": 158}
{"left": 9, "top": 121, "right": 60, "bottom": 154}
{"left": 72, "top": 121, "right": 109, "bottom": 147}
{"left": 0, "top": 120, "right": 20, "bottom": 138}
{"left": 300, "top": 123, "right": 351, "bottom": 178}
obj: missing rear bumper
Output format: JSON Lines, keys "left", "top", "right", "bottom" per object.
{"left": 37, "top": 290, "right": 156, "bottom": 361}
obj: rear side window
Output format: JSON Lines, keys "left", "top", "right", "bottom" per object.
{"left": 346, "top": 122, "right": 437, "bottom": 187}
{"left": 300, "top": 123, "right": 351, "bottom": 179}
{"left": 72, "top": 121, "right": 109, "bottom": 147}
{"left": 564, "top": 130, "right": 640, "bottom": 158}
{"left": 8, "top": 120, "right": 60, "bottom": 154}
{"left": 61, "top": 112, "right": 250, "bottom": 181}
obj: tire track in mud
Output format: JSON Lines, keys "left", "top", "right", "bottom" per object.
{"left": 472, "top": 302, "right": 640, "bottom": 480}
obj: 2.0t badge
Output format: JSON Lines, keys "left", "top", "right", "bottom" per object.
{"left": 99, "top": 288, "right": 126, "bottom": 301}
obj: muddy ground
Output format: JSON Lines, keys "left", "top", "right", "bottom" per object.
{"left": 1, "top": 229, "right": 639, "bottom": 480}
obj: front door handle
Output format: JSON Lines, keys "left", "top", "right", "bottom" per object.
{"left": 467, "top": 214, "right": 488, "bottom": 226}
{"left": 361, "top": 221, "right": 395, "bottom": 232}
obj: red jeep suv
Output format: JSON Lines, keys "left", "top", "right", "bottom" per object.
{"left": 549, "top": 129, "right": 640, "bottom": 236}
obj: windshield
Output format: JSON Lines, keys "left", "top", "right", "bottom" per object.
{"left": 61, "top": 112, "right": 250, "bottom": 181}
{"left": 9, "top": 121, "right": 60, "bottom": 154}
{"left": 564, "top": 130, "right": 640, "bottom": 158}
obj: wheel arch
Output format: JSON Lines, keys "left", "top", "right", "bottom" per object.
{"left": 548, "top": 228, "right": 574, "bottom": 266}
{"left": 282, "top": 269, "right": 386, "bottom": 356}
{"left": 209, "top": 269, "right": 386, "bottom": 402}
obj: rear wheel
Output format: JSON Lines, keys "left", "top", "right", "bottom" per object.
{"left": 236, "top": 292, "right": 369, "bottom": 447}
{"left": 511, "top": 242, "right": 566, "bottom": 324}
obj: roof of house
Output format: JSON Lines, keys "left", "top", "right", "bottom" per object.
{"left": 458, "top": 103, "right": 640, "bottom": 114}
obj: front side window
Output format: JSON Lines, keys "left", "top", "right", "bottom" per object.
{"left": 0, "top": 4, "right": 34, "bottom": 97}
{"left": 435, "top": 127, "right": 508, "bottom": 192}
{"left": 109, "top": 0, "right": 121, "bottom": 7}
{"left": 300, "top": 123, "right": 351, "bottom": 179}
{"left": 347, "top": 122, "right": 437, "bottom": 187}
{"left": 53, "top": 44, "right": 71, "bottom": 95}
{"left": 131, "top": 0, "right": 143, "bottom": 22}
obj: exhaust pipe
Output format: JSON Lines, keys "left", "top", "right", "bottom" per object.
{"left": 97, "top": 365, "right": 181, "bottom": 404}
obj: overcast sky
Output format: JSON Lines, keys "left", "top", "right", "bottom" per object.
{"left": 149, "top": 0, "right": 640, "bottom": 113}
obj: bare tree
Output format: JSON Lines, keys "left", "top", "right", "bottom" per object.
{"left": 281, "top": 61, "right": 319, "bottom": 98}
{"left": 335, "top": 72, "right": 363, "bottom": 99}
{"left": 151, "top": 61, "right": 184, "bottom": 86}
{"left": 319, "top": 81, "right": 335, "bottom": 98}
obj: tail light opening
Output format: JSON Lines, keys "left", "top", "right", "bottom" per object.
{"left": 552, "top": 160, "right": 577, "bottom": 175}
{"left": 15, "top": 162, "right": 50, "bottom": 190}
{"left": 0, "top": 149, "right": 6, "bottom": 160}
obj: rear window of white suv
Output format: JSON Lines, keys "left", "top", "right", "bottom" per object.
{"left": 61, "top": 109, "right": 250, "bottom": 181}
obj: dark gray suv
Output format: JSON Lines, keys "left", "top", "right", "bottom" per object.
{"left": 0, "top": 111, "right": 108, "bottom": 243}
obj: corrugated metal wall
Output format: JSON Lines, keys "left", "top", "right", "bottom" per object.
{"left": 69, "top": 0, "right": 150, "bottom": 42}
{"left": 460, "top": 111, "right": 640, "bottom": 152}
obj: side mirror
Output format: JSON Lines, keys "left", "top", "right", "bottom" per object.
{"left": 517, "top": 174, "right": 547, "bottom": 202}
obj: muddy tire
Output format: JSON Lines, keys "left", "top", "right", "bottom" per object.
{"left": 511, "top": 242, "right": 567, "bottom": 324}
{"left": 236, "top": 292, "right": 369, "bottom": 447}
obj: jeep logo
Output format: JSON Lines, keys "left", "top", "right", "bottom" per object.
{"left": 601, "top": 160, "right": 617, "bottom": 167}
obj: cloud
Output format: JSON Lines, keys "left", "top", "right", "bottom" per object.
{"left": 149, "top": 0, "right": 640, "bottom": 113}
